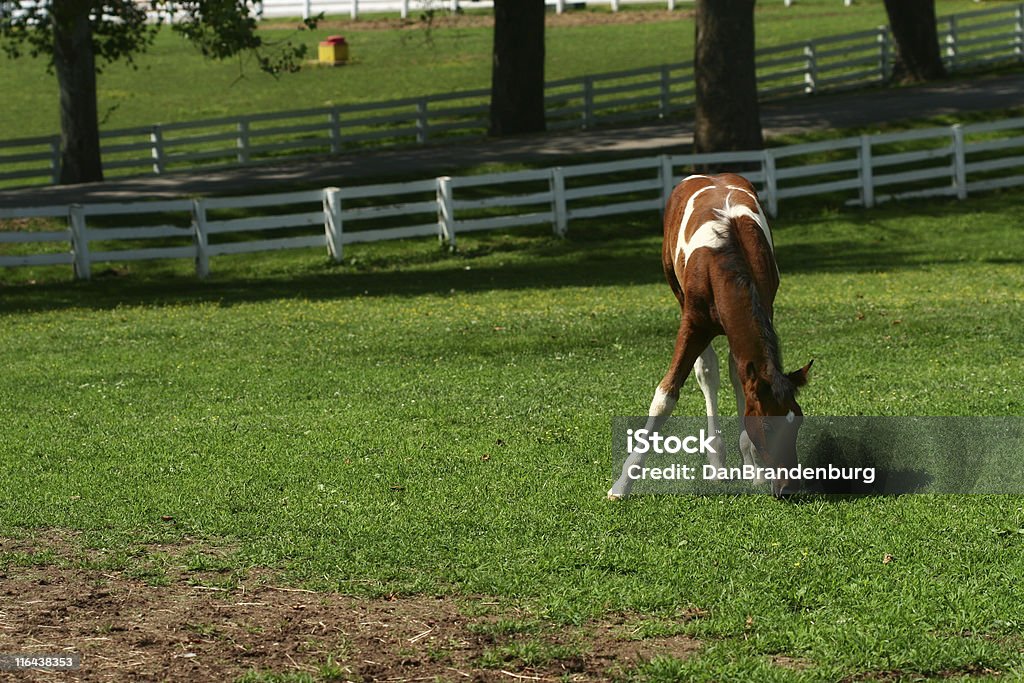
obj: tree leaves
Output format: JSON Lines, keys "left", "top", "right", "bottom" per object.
{"left": 1, "top": 0, "right": 319, "bottom": 76}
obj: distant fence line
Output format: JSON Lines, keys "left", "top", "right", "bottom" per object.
{"left": 260, "top": 1, "right": 857, "bottom": 21}
{"left": 2, "top": 3, "right": 1022, "bottom": 189}
{"left": 255, "top": 0, "right": 692, "bottom": 20}
{"left": 2, "top": 116, "right": 1022, "bottom": 279}
{"left": 0, "top": 0, "right": 857, "bottom": 23}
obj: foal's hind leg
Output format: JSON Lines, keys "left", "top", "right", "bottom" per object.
{"left": 608, "top": 319, "right": 711, "bottom": 500}
{"left": 694, "top": 344, "right": 726, "bottom": 470}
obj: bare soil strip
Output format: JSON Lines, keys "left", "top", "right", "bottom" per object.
{"left": 1, "top": 535, "right": 700, "bottom": 682}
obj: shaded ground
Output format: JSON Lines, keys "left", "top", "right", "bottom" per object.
{"left": 1, "top": 69, "right": 1021, "bottom": 209}
{"left": 0, "top": 534, "right": 701, "bottom": 682}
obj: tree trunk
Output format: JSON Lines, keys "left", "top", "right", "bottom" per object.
{"left": 53, "top": 0, "right": 104, "bottom": 184}
{"left": 488, "top": 0, "right": 545, "bottom": 137}
{"left": 693, "top": 0, "right": 763, "bottom": 154}
{"left": 883, "top": 0, "right": 946, "bottom": 83}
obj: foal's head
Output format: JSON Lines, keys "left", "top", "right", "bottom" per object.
{"left": 743, "top": 360, "right": 813, "bottom": 497}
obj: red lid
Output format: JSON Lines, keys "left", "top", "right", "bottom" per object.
{"left": 323, "top": 35, "right": 347, "bottom": 45}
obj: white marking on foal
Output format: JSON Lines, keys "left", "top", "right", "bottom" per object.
{"left": 674, "top": 184, "right": 715, "bottom": 264}
{"left": 676, "top": 189, "right": 776, "bottom": 269}
{"left": 726, "top": 185, "right": 758, "bottom": 200}
{"left": 694, "top": 346, "right": 726, "bottom": 469}
{"left": 682, "top": 219, "right": 731, "bottom": 266}
{"left": 713, "top": 199, "right": 774, "bottom": 255}
{"left": 649, "top": 386, "right": 677, "bottom": 416}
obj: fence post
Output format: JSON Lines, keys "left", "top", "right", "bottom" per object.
{"left": 150, "top": 124, "right": 165, "bottom": 175}
{"left": 944, "top": 16, "right": 958, "bottom": 71}
{"left": 878, "top": 26, "right": 892, "bottom": 82}
{"left": 803, "top": 42, "right": 818, "bottom": 95}
{"left": 49, "top": 136, "right": 61, "bottom": 185}
{"left": 667, "top": 0, "right": 676, "bottom": 9}
{"left": 550, "top": 167, "right": 568, "bottom": 237}
{"left": 1016, "top": 4, "right": 1024, "bottom": 61}
{"left": 659, "top": 155, "right": 675, "bottom": 214}
{"left": 236, "top": 119, "right": 250, "bottom": 164}
{"left": 659, "top": 65, "right": 671, "bottom": 119}
{"left": 329, "top": 107, "right": 341, "bottom": 154}
{"left": 555, "top": 0, "right": 565, "bottom": 12}
{"left": 582, "top": 76, "right": 595, "bottom": 129}
{"left": 302, "top": 0, "right": 310, "bottom": 19}
{"left": 350, "top": 0, "right": 357, "bottom": 20}
{"left": 859, "top": 134, "right": 874, "bottom": 209}
{"left": 191, "top": 198, "right": 210, "bottom": 278}
{"left": 400, "top": 0, "right": 408, "bottom": 19}
{"left": 762, "top": 151, "right": 778, "bottom": 218}
{"left": 416, "top": 98, "right": 429, "bottom": 144}
{"left": 611, "top": 0, "right": 619, "bottom": 11}
{"left": 323, "top": 187, "right": 344, "bottom": 262}
{"left": 437, "top": 176, "right": 455, "bottom": 248}
{"left": 952, "top": 124, "right": 967, "bottom": 200}
{"left": 69, "top": 204, "right": 91, "bottom": 280}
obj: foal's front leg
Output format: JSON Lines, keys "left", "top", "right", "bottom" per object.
{"left": 608, "top": 319, "right": 711, "bottom": 500}
{"left": 729, "top": 353, "right": 766, "bottom": 485}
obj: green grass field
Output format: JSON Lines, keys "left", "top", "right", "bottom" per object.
{"left": 2, "top": 187, "right": 1023, "bottom": 679}
{"left": 0, "top": 0, "right": 988, "bottom": 138}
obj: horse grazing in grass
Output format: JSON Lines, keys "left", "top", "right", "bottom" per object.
{"left": 608, "top": 173, "right": 812, "bottom": 499}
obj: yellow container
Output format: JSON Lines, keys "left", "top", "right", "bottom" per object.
{"left": 318, "top": 36, "right": 349, "bottom": 66}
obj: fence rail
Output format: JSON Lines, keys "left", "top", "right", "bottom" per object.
{"left": 3, "top": 116, "right": 1023, "bottom": 279}
{"left": 0, "top": 0, "right": 859, "bottom": 22}
{"left": 4, "top": 3, "right": 1023, "bottom": 188}
{"left": 254, "top": 0, "right": 689, "bottom": 20}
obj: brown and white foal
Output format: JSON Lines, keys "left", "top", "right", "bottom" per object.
{"left": 608, "top": 173, "right": 811, "bottom": 499}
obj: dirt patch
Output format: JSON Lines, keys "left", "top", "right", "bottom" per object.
{"left": 260, "top": 8, "right": 693, "bottom": 32}
{"left": 1, "top": 534, "right": 700, "bottom": 682}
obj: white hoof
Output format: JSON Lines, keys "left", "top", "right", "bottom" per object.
{"left": 607, "top": 483, "right": 630, "bottom": 500}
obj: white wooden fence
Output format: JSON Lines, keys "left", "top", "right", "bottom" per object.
{"left": 2, "top": 116, "right": 1023, "bottom": 279}
{"left": 249, "top": 0, "right": 852, "bottom": 21}
{"left": 2, "top": 3, "right": 1022, "bottom": 188}
{"left": 254, "top": 0, "right": 686, "bottom": 20}
{"left": 0, "top": 0, "right": 856, "bottom": 23}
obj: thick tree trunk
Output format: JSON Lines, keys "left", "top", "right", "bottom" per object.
{"left": 693, "top": 0, "right": 763, "bottom": 154}
{"left": 488, "top": 0, "right": 545, "bottom": 137}
{"left": 53, "top": 1, "right": 103, "bottom": 184}
{"left": 883, "top": 0, "right": 946, "bottom": 83}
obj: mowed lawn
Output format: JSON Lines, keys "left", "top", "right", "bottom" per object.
{"left": 0, "top": 0, "right": 988, "bottom": 138}
{"left": 1, "top": 191, "right": 1023, "bottom": 680}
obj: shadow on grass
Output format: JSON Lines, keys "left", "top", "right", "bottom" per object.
{"left": 781, "top": 416, "right": 1016, "bottom": 501}
{"left": 1, "top": 195, "right": 1022, "bottom": 315}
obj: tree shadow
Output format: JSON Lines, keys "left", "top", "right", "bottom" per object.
{"left": 2, "top": 193, "right": 1021, "bottom": 315}
{"left": 0, "top": 231, "right": 667, "bottom": 315}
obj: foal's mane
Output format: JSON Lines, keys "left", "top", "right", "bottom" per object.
{"left": 713, "top": 201, "right": 797, "bottom": 405}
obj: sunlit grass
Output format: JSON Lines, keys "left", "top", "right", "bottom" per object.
{"left": 1, "top": 187, "right": 1023, "bottom": 679}
{"left": 0, "top": 0, "right": 988, "bottom": 138}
